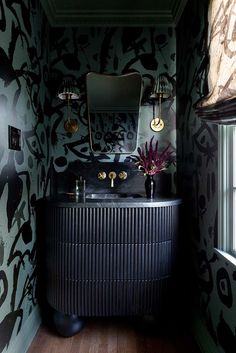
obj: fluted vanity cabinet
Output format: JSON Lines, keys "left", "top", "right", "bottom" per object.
{"left": 44, "top": 197, "right": 181, "bottom": 332}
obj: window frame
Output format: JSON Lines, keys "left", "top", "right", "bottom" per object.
{"left": 218, "top": 125, "right": 236, "bottom": 257}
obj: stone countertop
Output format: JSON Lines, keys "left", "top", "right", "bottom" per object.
{"left": 47, "top": 193, "right": 182, "bottom": 208}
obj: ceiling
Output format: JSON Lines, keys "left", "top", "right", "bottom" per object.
{"left": 40, "top": 0, "right": 189, "bottom": 27}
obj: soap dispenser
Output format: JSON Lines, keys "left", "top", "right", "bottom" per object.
{"left": 75, "top": 176, "right": 86, "bottom": 200}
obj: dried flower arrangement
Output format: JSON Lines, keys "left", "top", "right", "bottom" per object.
{"left": 131, "top": 136, "right": 174, "bottom": 176}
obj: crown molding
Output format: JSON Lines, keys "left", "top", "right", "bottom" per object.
{"left": 48, "top": 11, "right": 174, "bottom": 27}
{"left": 40, "top": 0, "right": 188, "bottom": 27}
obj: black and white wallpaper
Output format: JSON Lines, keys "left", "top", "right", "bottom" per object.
{"left": 3, "top": 0, "right": 236, "bottom": 352}
{"left": 0, "top": 0, "right": 50, "bottom": 351}
{"left": 177, "top": 1, "right": 236, "bottom": 352}
{"left": 49, "top": 27, "right": 177, "bottom": 173}
{"left": 0, "top": 2, "right": 178, "bottom": 350}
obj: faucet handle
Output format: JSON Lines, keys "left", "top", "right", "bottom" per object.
{"left": 108, "top": 171, "right": 117, "bottom": 188}
{"left": 98, "top": 171, "right": 106, "bottom": 180}
{"left": 118, "top": 171, "right": 127, "bottom": 180}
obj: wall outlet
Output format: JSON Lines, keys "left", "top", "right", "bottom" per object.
{"left": 8, "top": 125, "right": 21, "bottom": 151}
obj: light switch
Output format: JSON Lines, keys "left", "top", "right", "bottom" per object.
{"left": 8, "top": 125, "right": 21, "bottom": 151}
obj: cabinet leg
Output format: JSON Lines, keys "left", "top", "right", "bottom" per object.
{"left": 53, "top": 310, "right": 85, "bottom": 337}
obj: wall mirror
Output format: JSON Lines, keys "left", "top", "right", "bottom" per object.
{"left": 87, "top": 72, "right": 142, "bottom": 154}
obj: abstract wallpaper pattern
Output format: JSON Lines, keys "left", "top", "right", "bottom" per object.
{"left": 0, "top": 1, "right": 50, "bottom": 351}
{"left": 49, "top": 27, "right": 177, "bottom": 175}
{"left": 0, "top": 3, "right": 178, "bottom": 351}
{"left": 177, "top": 1, "right": 236, "bottom": 352}
{"left": 4, "top": 1, "right": 234, "bottom": 351}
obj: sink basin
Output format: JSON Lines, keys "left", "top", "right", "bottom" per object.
{"left": 85, "top": 193, "right": 142, "bottom": 199}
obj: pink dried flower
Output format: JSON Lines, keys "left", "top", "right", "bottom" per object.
{"left": 131, "top": 137, "right": 174, "bottom": 176}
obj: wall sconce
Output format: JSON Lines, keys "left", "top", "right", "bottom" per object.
{"left": 149, "top": 74, "right": 171, "bottom": 132}
{"left": 57, "top": 77, "right": 80, "bottom": 134}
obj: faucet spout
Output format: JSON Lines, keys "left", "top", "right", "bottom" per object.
{"left": 108, "top": 171, "right": 117, "bottom": 188}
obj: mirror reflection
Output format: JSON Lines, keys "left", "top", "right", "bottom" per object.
{"left": 87, "top": 72, "right": 142, "bottom": 154}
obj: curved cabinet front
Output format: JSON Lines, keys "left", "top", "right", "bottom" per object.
{"left": 45, "top": 200, "right": 181, "bottom": 317}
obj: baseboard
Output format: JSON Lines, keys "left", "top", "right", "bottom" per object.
{"left": 192, "top": 313, "right": 223, "bottom": 353}
{"left": 3, "top": 306, "right": 42, "bottom": 353}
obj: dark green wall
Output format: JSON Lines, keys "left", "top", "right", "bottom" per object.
{"left": 0, "top": 9, "right": 178, "bottom": 352}
{"left": 0, "top": 1, "right": 50, "bottom": 351}
{"left": 49, "top": 27, "right": 176, "bottom": 168}
{"left": 177, "top": 1, "right": 236, "bottom": 352}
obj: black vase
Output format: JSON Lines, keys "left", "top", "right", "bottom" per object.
{"left": 145, "top": 175, "right": 156, "bottom": 199}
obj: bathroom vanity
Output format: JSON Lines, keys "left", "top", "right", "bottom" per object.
{"left": 44, "top": 194, "right": 181, "bottom": 335}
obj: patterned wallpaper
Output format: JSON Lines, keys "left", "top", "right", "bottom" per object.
{"left": 0, "top": 5, "right": 178, "bottom": 350}
{"left": 4, "top": 0, "right": 236, "bottom": 351}
{"left": 1, "top": 0, "right": 235, "bottom": 351}
{"left": 49, "top": 27, "right": 177, "bottom": 175}
{"left": 0, "top": 0, "right": 50, "bottom": 351}
{"left": 177, "top": 1, "right": 236, "bottom": 352}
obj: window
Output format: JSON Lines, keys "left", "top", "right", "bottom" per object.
{"left": 218, "top": 125, "right": 236, "bottom": 259}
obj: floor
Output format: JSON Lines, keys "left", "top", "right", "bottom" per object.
{"left": 27, "top": 317, "right": 201, "bottom": 353}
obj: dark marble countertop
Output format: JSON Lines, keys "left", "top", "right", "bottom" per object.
{"left": 47, "top": 193, "right": 182, "bottom": 208}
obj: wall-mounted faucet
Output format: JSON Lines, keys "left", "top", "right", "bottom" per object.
{"left": 108, "top": 171, "right": 116, "bottom": 188}
{"left": 97, "top": 170, "right": 127, "bottom": 188}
